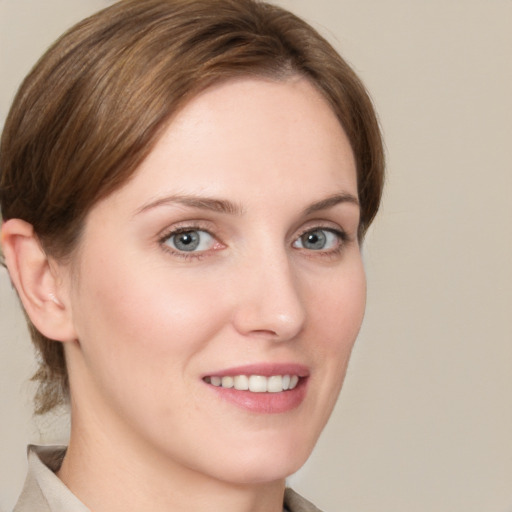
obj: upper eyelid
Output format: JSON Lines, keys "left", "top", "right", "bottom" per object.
{"left": 157, "top": 221, "right": 216, "bottom": 240}
{"left": 163, "top": 226, "right": 212, "bottom": 237}
{"left": 293, "top": 221, "right": 349, "bottom": 240}
{"left": 295, "top": 224, "right": 345, "bottom": 236}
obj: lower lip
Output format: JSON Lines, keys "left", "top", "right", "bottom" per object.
{"left": 205, "top": 378, "right": 308, "bottom": 414}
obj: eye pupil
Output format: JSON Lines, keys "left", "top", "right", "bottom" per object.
{"left": 179, "top": 233, "right": 195, "bottom": 245}
{"left": 301, "top": 230, "right": 327, "bottom": 250}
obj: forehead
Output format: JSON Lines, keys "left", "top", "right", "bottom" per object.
{"left": 90, "top": 76, "right": 357, "bottom": 218}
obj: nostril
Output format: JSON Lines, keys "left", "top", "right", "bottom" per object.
{"left": 250, "top": 329, "right": 278, "bottom": 337}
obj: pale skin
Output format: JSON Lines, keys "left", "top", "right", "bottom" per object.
{"left": 2, "top": 76, "right": 366, "bottom": 512}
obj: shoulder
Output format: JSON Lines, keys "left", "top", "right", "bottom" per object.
{"left": 284, "top": 488, "right": 324, "bottom": 512}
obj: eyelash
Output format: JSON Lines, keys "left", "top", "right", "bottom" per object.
{"left": 158, "top": 224, "right": 350, "bottom": 261}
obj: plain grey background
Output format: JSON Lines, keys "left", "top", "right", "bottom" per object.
{"left": 1, "top": 1, "right": 511, "bottom": 511}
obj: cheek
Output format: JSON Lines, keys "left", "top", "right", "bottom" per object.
{"left": 69, "top": 249, "right": 228, "bottom": 388}
{"left": 309, "top": 259, "right": 366, "bottom": 355}
{"left": 304, "top": 257, "right": 366, "bottom": 416}
{"left": 67, "top": 255, "right": 233, "bottom": 442}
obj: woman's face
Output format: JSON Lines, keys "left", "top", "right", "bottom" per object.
{"left": 62, "top": 76, "right": 365, "bottom": 485}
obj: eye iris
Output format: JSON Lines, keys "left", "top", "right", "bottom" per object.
{"left": 174, "top": 231, "right": 200, "bottom": 251}
{"left": 302, "top": 230, "right": 327, "bottom": 250}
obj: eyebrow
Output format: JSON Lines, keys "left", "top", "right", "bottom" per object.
{"left": 135, "top": 195, "right": 244, "bottom": 216}
{"left": 135, "top": 191, "right": 359, "bottom": 217}
{"left": 303, "top": 192, "right": 359, "bottom": 215}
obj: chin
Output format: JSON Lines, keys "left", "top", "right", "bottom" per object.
{"left": 211, "top": 436, "right": 315, "bottom": 485}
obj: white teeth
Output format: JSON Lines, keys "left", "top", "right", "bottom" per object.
{"left": 249, "top": 375, "right": 267, "bottom": 393}
{"left": 221, "top": 376, "right": 234, "bottom": 388}
{"left": 206, "top": 374, "right": 301, "bottom": 392}
{"left": 210, "top": 376, "right": 222, "bottom": 387}
{"left": 234, "top": 375, "right": 249, "bottom": 390}
{"left": 267, "top": 375, "right": 283, "bottom": 393}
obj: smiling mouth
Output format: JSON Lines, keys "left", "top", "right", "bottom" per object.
{"left": 203, "top": 374, "right": 300, "bottom": 393}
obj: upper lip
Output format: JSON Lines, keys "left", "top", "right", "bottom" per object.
{"left": 203, "top": 363, "right": 310, "bottom": 378}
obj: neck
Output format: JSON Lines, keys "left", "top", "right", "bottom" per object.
{"left": 58, "top": 417, "right": 286, "bottom": 512}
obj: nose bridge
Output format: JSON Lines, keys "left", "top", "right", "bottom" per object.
{"left": 232, "top": 242, "right": 306, "bottom": 340}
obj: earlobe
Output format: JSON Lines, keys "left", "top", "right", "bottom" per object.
{"left": 1, "top": 219, "right": 77, "bottom": 342}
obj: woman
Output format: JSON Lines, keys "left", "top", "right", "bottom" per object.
{"left": 0, "top": 0, "right": 384, "bottom": 511}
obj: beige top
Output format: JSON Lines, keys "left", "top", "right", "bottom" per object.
{"left": 13, "top": 445, "right": 322, "bottom": 512}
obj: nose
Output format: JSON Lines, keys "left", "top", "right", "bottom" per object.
{"left": 230, "top": 251, "right": 307, "bottom": 342}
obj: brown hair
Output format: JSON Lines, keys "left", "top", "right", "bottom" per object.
{"left": 0, "top": 0, "right": 384, "bottom": 414}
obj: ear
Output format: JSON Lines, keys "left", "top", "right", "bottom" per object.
{"left": 1, "top": 219, "right": 77, "bottom": 342}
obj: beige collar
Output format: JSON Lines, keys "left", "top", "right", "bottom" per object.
{"left": 14, "top": 445, "right": 89, "bottom": 512}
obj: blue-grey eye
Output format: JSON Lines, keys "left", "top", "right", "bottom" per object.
{"left": 166, "top": 230, "right": 214, "bottom": 252}
{"left": 293, "top": 229, "right": 339, "bottom": 250}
